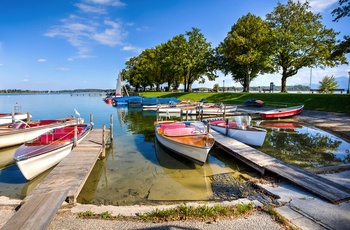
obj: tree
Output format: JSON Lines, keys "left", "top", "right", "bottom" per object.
{"left": 319, "top": 75, "right": 338, "bottom": 93}
{"left": 217, "top": 13, "right": 274, "bottom": 92}
{"left": 180, "top": 28, "right": 217, "bottom": 92}
{"left": 266, "top": 0, "right": 347, "bottom": 92}
{"left": 332, "top": 0, "right": 350, "bottom": 56}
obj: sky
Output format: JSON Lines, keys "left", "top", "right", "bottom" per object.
{"left": 0, "top": 0, "right": 349, "bottom": 91}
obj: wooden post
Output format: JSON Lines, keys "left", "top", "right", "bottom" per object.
{"left": 225, "top": 119, "right": 229, "bottom": 136}
{"left": 186, "top": 110, "right": 188, "bottom": 121}
{"left": 73, "top": 126, "right": 77, "bottom": 147}
{"left": 207, "top": 122, "right": 210, "bottom": 133}
{"left": 200, "top": 109, "right": 203, "bottom": 121}
{"left": 11, "top": 112, "right": 15, "bottom": 124}
{"left": 101, "top": 125, "right": 106, "bottom": 158}
{"left": 27, "top": 112, "right": 31, "bottom": 122}
{"left": 110, "top": 114, "right": 113, "bottom": 140}
{"left": 90, "top": 114, "right": 93, "bottom": 129}
{"left": 223, "top": 105, "right": 226, "bottom": 118}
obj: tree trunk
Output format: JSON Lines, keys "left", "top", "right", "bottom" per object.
{"left": 281, "top": 70, "right": 288, "bottom": 92}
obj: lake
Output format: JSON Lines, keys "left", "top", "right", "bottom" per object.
{"left": 0, "top": 93, "right": 349, "bottom": 206}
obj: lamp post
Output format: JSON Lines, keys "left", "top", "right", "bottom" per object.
{"left": 348, "top": 71, "right": 350, "bottom": 94}
{"left": 223, "top": 80, "right": 225, "bottom": 92}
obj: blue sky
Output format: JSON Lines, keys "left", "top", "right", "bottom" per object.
{"left": 0, "top": 0, "right": 349, "bottom": 91}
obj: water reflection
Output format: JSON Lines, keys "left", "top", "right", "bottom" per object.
{"left": 1, "top": 95, "right": 349, "bottom": 205}
{"left": 258, "top": 121, "right": 349, "bottom": 169}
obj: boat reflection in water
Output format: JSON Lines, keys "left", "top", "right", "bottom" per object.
{"left": 257, "top": 121, "right": 350, "bottom": 169}
{"left": 0, "top": 146, "right": 18, "bottom": 170}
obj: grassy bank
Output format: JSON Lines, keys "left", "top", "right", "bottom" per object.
{"left": 139, "top": 92, "right": 350, "bottom": 114}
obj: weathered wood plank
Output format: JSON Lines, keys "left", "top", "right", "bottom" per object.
{"left": 2, "top": 191, "right": 68, "bottom": 230}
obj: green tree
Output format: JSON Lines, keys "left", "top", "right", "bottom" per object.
{"left": 319, "top": 75, "right": 338, "bottom": 93}
{"left": 217, "top": 13, "right": 273, "bottom": 92}
{"left": 266, "top": 0, "right": 347, "bottom": 92}
{"left": 332, "top": 0, "right": 350, "bottom": 56}
{"left": 181, "top": 28, "right": 217, "bottom": 92}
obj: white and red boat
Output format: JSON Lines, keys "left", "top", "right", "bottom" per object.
{"left": 14, "top": 123, "right": 91, "bottom": 180}
{"left": 207, "top": 116, "right": 267, "bottom": 147}
{"left": 259, "top": 105, "right": 304, "bottom": 119}
{"left": 154, "top": 121, "right": 215, "bottom": 165}
{"left": 0, "top": 118, "right": 83, "bottom": 148}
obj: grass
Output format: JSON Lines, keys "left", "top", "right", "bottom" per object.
{"left": 76, "top": 203, "right": 255, "bottom": 222}
{"left": 138, "top": 92, "right": 350, "bottom": 114}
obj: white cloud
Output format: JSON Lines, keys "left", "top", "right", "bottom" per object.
{"left": 55, "top": 67, "right": 70, "bottom": 71}
{"left": 75, "top": 3, "right": 107, "bottom": 14}
{"left": 67, "top": 58, "right": 74, "bottom": 61}
{"left": 297, "top": 0, "right": 338, "bottom": 13}
{"left": 84, "top": 0, "right": 126, "bottom": 7}
{"left": 38, "top": 59, "right": 47, "bottom": 62}
{"left": 92, "top": 20, "right": 127, "bottom": 46}
{"left": 122, "top": 45, "right": 142, "bottom": 53}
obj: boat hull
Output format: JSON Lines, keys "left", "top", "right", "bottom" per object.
{"left": 0, "top": 119, "right": 82, "bottom": 148}
{"left": 210, "top": 124, "right": 267, "bottom": 147}
{"left": 154, "top": 122, "right": 214, "bottom": 165}
{"left": 14, "top": 124, "right": 90, "bottom": 180}
{"left": 0, "top": 114, "right": 30, "bottom": 125}
{"left": 259, "top": 105, "right": 304, "bottom": 119}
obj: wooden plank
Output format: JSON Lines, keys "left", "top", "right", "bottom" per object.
{"left": 2, "top": 191, "right": 68, "bottom": 230}
{"left": 266, "top": 163, "right": 350, "bottom": 203}
{"left": 211, "top": 129, "right": 350, "bottom": 203}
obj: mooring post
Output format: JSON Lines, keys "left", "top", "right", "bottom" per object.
{"left": 207, "top": 122, "right": 210, "bottom": 133}
{"left": 223, "top": 105, "right": 226, "bottom": 118}
{"left": 110, "top": 114, "right": 113, "bottom": 140}
{"left": 102, "top": 124, "right": 106, "bottom": 158}
{"left": 90, "top": 114, "right": 93, "bottom": 129}
{"left": 186, "top": 110, "right": 188, "bottom": 121}
{"left": 73, "top": 126, "right": 77, "bottom": 147}
{"left": 26, "top": 112, "right": 31, "bottom": 122}
{"left": 11, "top": 112, "right": 15, "bottom": 124}
{"left": 225, "top": 118, "right": 229, "bottom": 136}
{"left": 200, "top": 109, "right": 203, "bottom": 121}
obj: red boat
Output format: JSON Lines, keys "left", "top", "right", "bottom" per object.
{"left": 259, "top": 105, "right": 304, "bottom": 119}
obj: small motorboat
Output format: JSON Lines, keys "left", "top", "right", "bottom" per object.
{"left": 207, "top": 116, "right": 267, "bottom": 147}
{"left": 154, "top": 121, "right": 215, "bottom": 165}
{"left": 0, "top": 117, "right": 83, "bottom": 148}
{"left": 14, "top": 123, "right": 91, "bottom": 180}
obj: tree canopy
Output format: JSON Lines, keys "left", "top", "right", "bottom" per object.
{"left": 217, "top": 13, "right": 274, "bottom": 92}
{"left": 266, "top": 0, "right": 347, "bottom": 92}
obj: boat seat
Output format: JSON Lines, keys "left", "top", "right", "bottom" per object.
{"left": 160, "top": 122, "right": 186, "bottom": 130}
{"left": 40, "top": 120, "right": 60, "bottom": 125}
{"left": 164, "top": 127, "right": 196, "bottom": 136}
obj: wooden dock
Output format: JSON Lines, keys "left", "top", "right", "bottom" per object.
{"left": 211, "top": 130, "right": 350, "bottom": 204}
{"left": 2, "top": 128, "right": 110, "bottom": 230}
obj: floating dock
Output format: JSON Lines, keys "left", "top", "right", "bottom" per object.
{"left": 2, "top": 128, "right": 110, "bottom": 230}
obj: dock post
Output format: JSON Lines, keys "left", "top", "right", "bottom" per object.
{"left": 27, "top": 112, "right": 31, "bottom": 122}
{"left": 200, "top": 109, "right": 203, "bottom": 121}
{"left": 186, "top": 110, "right": 188, "bottom": 121}
{"left": 101, "top": 125, "right": 106, "bottom": 158}
{"left": 207, "top": 123, "right": 210, "bottom": 133}
{"left": 110, "top": 114, "right": 113, "bottom": 140}
{"left": 225, "top": 119, "right": 229, "bottom": 136}
{"left": 11, "top": 112, "right": 15, "bottom": 124}
{"left": 73, "top": 126, "right": 77, "bottom": 147}
{"left": 223, "top": 105, "right": 226, "bottom": 118}
{"left": 90, "top": 114, "right": 93, "bottom": 129}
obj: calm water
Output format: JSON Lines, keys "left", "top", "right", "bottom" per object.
{"left": 0, "top": 94, "right": 349, "bottom": 205}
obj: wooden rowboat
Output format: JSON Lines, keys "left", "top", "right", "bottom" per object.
{"left": 14, "top": 124, "right": 91, "bottom": 180}
{"left": 154, "top": 121, "right": 215, "bottom": 165}
{"left": 0, "top": 118, "right": 83, "bottom": 148}
{"left": 207, "top": 116, "right": 267, "bottom": 147}
{"left": 259, "top": 105, "right": 304, "bottom": 119}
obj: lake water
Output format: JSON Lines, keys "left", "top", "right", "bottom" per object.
{"left": 0, "top": 94, "right": 349, "bottom": 206}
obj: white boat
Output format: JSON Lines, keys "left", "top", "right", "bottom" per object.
{"left": 154, "top": 121, "right": 215, "bottom": 165}
{"left": 182, "top": 104, "right": 237, "bottom": 115}
{"left": 0, "top": 118, "right": 83, "bottom": 148}
{"left": 0, "top": 113, "right": 31, "bottom": 125}
{"left": 208, "top": 116, "right": 267, "bottom": 147}
{"left": 14, "top": 124, "right": 91, "bottom": 180}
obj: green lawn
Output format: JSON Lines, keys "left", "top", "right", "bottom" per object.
{"left": 139, "top": 92, "right": 350, "bottom": 114}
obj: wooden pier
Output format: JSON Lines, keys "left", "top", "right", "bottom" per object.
{"left": 2, "top": 128, "right": 110, "bottom": 230}
{"left": 211, "top": 130, "right": 350, "bottom": 204}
